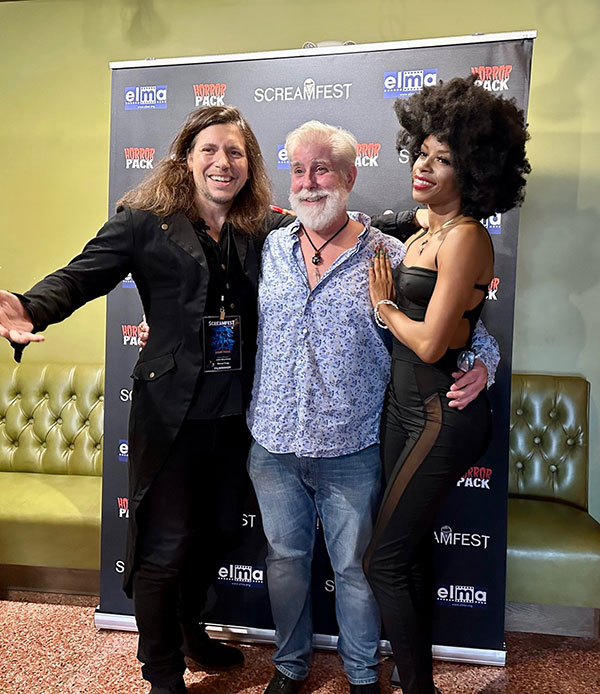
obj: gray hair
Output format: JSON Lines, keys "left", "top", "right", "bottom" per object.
{"left": 285, "top": 120, "right": 357, "bottom": 172}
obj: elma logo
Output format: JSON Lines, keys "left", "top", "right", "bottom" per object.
{"left": 124, "top": 147, "right": 155, "bottom": 169}
{"left": 434, "top": 525, "right": 490, "bottom": 549}
{"left": 277, "top": 145, "right": 290, "bottom": 170}
{"left": 254, "top": 77, "right": 352, "bottom": 103}
{"left": 437, "top": 584, "right": 487, "bottom": 608}
{"left": 355, "top": 143, "right": 381, "bottom": 167}
{"left": 116, "top": 496, "right": 129, "bottom": 518}
{"left": 124, "top": 85, "right": 167, "bottom": 110}
{"left": 121, "top": 324, "right": 140, "bottom": 346}
{"left": 217, "top": 564, "right": 264, "bottom": 588}
{"left": 457, "top": 466, "right": 493, "bottom": 490}
{"left": 384, "top": 69, "right": 437, "bottom": 98}
{"left": 487, "top": 277, "right": 500, "bottom": 301}
{"left": 471, "top": 65, "right": 512, "bottom": 92}
{"left": 481, "top": 213, "right": 502, "bottom": 235}
{"left": 193, "top": 83, "right": 227, "bottom": 107}
{"left": 118, "top": 439, "right": 129, "bottom": 462}
{"left": 122, "top": 273, "right": 136, "bottom": 288}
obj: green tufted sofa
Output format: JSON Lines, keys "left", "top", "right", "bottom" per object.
{"left": 0, "top": 363, "right": 104, "bottom": 591}
{"left": 507, "top": 373, "right": 600, "bottom": 609}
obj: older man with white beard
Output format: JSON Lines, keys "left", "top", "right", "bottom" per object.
{"left": 247, "top": 121, "right": 498, "bottom": 694}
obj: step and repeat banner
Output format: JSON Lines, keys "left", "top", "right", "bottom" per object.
{"left": 96, "top": 32, "right": 535, "bottom": 665}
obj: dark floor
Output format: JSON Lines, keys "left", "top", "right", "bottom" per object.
{"left": 1, "top": 591, "right": 599, "bottom": 693}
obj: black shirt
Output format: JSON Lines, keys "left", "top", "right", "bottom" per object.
{"left": 186, "top": 220, "right": 258, "bottom": 419}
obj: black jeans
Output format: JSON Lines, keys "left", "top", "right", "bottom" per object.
{"left": 132, "top": 416, "right": 250, "bottom": 686}
{"left": 364, "top": 360, "right": 491, "bottom": 694}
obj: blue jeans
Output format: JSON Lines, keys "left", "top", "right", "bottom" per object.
{"left": 248, "top": 440, "right": 382, "bottom": 685}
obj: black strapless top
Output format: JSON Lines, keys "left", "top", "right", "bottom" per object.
{"left": 391, "top": 261, "right": 488, "bottom": 373}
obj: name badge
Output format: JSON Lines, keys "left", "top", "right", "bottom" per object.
{"left": 202, "top": 316, "right": 242, "bottom": 372}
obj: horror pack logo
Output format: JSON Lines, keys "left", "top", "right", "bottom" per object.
{"left": 383, "top": 69, "right": 437, "bottom": 98}
{"left": 217, "top": 564, "right": 264, "bottom": 588}
{"left": 254, "top": 77, "right": 352, "bottom": 103}
{"left": 355, "top": 143, "right": 381, "bottom": 167}
{"left": 121, "top": 324, "right": 140, "bottom": 346}
{"left": 193, "top": 83, "right": 227, "bottom": 107}
{"left": 437, "top": 584, "right": 487, "bottom": 608}
{"left": 471, "top": 65, "right": 512, "bottom": 92}
{"left": 124, "top": 85, "right": 167, "bottom": 110}
{"left": 487, "top": 278, "right": 500, "bottom": 301}
{"left": 116, "top": 496, "right": 129, "bottom": 518}
{"left": 124, "top": 147, "right": 155, "bottom": 169}
{"left": 457, "top": 466, "right": 493, "bottom": 490}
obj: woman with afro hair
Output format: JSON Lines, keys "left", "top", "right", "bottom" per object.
{"left": 363, "top": 76, "right": 530, "bottom": 694}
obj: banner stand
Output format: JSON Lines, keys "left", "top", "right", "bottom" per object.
{"left": 99, "top": 30, "right": 535, "bottom": 668}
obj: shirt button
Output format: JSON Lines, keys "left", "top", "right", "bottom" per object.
{"left": 226, "top": 283, "right": 231, "bottom": 289}
{"left": 161, "top": 223, "right": 168, "bottom": 230}
{"left": 221, "top": 264, "right": 227, "bottom": 271}
{"left": 149, "top": 372, "right": 155, "bottom": 379}
{"left": 230, "top": 303, "right": 235, "bottom": 309}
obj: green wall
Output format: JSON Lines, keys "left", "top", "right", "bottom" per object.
{"left": 1, "top": 0, "right": 599, "bottom": 518}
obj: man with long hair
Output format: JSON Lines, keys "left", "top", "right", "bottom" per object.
{"left": 0, "top": 105, "right": 293, "bottom": 694}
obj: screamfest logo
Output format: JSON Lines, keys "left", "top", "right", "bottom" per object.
{"left": 217, "top": 564, "right": 264, "bottom": 588}
{"left": 384, "top": 69, "right": 438, "bottom": 98}
{"left": 434, "top": 525, "right": 490, "bottom": 549}
{"left": 121, "top": 324, "right": 140, "bottom": 346}
{"left": 116, "top": 496, "right": 129, "bottom": 518}
{"left": 124, "top": 147, "right": 155, "bottom": 169}
{"left": 437, "top": 584, "right": 487, "bottom": 608}
{"left": 487, "top": 277, "right": 500, "bottom": 301}
{"left": 457, "top": 466, "right": 493, "bottom": 490}
{"left": 471, "top": 65, "right": 512, "bottom": 92}
{"left": 254, "top": 77, "right": 352, "bottom": 103}
{"left": 355, "top": 143, "right": 381, "bottom": 167}
{"left": 481, "top": 213, "right": 502, "bottom": 235}
{"left": 193, "top": 83, "right": 227, "bottom": 107}
{"left": 124, "top": 85, "right": 167, "bottom": 110}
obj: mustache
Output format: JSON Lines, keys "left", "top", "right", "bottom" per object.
{"left": 293, "top": 189, "right": 329, "bottom": 203}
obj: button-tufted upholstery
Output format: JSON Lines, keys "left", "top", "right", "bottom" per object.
{"left": 0, "top": 363, "right": 104, "bottom": 571}
{"left": 506, "top": 373, "right": 600, "bottom": 608}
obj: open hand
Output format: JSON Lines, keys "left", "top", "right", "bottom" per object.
{"left": 0, "top": 290, "right": 44, "bottom": 346}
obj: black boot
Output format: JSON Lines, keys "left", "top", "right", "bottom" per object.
{"left": 349, "top": 683, "right": 381, "bottom": 694}
{"left": 180, "top": 622, "right": 244, "bottom": 672}
{"left": 264, "top": 669, "right": 304, "bottom": 693}
{"left": 148, "top": 679, "right": 187, "bottom": 694}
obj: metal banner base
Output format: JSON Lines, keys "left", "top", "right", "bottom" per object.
{"left": 93, "top": 612, "right": 506, "bottom": 667}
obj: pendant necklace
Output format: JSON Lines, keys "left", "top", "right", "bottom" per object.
{"left": 418, "top": 214, "right": 464, "bottom": 256}
{"left": 301, "top": 215, "right": 350, "bottom": 282}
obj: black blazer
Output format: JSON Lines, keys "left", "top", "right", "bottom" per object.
{"left": 19, "top": 206, "right": 294, "bottom": 593}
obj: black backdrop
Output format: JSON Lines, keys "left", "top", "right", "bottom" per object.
{"left": 95, "top": 32, "right": 535, "bottom": 667}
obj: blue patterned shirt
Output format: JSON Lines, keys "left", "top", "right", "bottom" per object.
{"left": 247, "top": 212, "right": 499, "bottom": 458}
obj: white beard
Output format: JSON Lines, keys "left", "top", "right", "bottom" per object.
{"left": 289, "top": 186, "right": 349, "bottom": 231}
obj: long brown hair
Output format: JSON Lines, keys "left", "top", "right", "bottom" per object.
{"left": 118, "top": 105, "right": 272, "bottom": 235}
